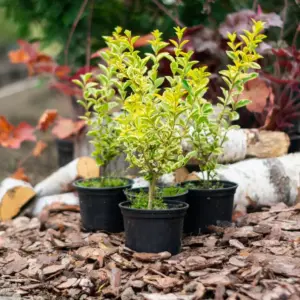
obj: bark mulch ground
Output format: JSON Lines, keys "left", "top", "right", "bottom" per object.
{"left": 0, "top": 202, "right": 300, "bottom": 300}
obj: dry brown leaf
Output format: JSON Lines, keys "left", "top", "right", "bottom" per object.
{"left": 200, "top": 274, "right": 231, "bottom": 286}
{"left": 229, "top": 239, "right": 245, "bottom": 250}
{"left": 133, "top": 251, "right": 171, "bottom": 262}
{"left": 229, "top": 256, "right": 247, "bottom": 268}
{"left": 215, "top": 284, "right": 225, "bottom": 300}
{"left": 110, "top": 267, "right": 122, "bottom": 290}
{"left": 42, "top": 264, "right": 65, "bottom": 275}
{"left": 57, "top": 278, "right": 78, "bottom": 289}
{"left": 185, "top": 256, "right": 207, "bottom": 271}
{"left": 142, "top": 294, "right": 195, "bottom": 300}
{"left": 76, "top": 246, "right": 105, "bottom": 260}
{"left": 144, "top": 276, "right": 182, "bottom": 290}
{"left": 4, "top": 256, "right": 28, "bottom": 275}
{"left": 184, "top": 281, "right": 205, "bottom": 299}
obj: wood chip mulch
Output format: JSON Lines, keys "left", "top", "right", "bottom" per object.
{"left": 0, "top": 202, "right": 300, "bottom": 300}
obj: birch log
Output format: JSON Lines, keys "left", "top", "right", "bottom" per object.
{"left": 74, "top": 129, "right": 290, "bottom": 177}
{"left": 176, "top": 153, "right": 300, "bottom": 213}
{"left": 0, "top": 178, "right": 36, "bottom": 221}
{"left": 34, "top": 156, "right": 99, "bottom": 197}
{"left": 32, "top": 192, "right": 79, "bottom": 216}
{"left": 187, "top": 129, "right": 290, "bottom": 165}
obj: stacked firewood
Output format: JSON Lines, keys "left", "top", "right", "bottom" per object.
{"left": 0, "top": 128, "right": 298, "bottom": 221}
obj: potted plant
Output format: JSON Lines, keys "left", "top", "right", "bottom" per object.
{"left": 183, "top": 20, "right": 266, "bottom": 234}
{"left": 72, "top": 64, "right": 133, "bottom": 233}
{"left": 125, "top": 185, "right": 188, "bottom": 204}
{"left": 97, "top": 27, "right": 201, "bottom": 254}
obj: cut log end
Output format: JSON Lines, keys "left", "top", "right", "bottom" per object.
{"left": 77, "top": 156, "right": 100, "bottom": 179}
{"left": 0, "top": 186, "right": 35, "bottom": 221}
{"left": 246, "top": 130, "right": 290, "bottom": 158}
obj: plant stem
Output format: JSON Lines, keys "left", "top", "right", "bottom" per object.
{"left": 148, "top": 175, "right": 157, "bottom": 210}
{"left": 86, "top": 0, "right": 94, "bottom": 72}
{"left": 280, "top": 0, "right": 288, "bottom": 40}
{"left": 151, "top": 0, "right": 185, "bottom": 27}
{"left": 64, "top": 0, "right": 89, "bottom": 65}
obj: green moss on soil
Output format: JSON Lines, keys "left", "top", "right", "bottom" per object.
{"left": 126, "top": 190, "right": 167, "bottom": 210}
{"left": 185, "top": 180, "right": 224, "bottom": 190}
{"left": 160, "top": 186, "right": 187, "bottom": 197}
{"left": 77, "top": 177, "right": 129, "bottom": 188}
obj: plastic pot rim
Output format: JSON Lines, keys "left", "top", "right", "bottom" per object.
{"left": 124, "top": 187, "right": 189, "bottom": 198}
{"left": 73, "top": 176, "right": 133, "bottom": 191}
{"left": 119, "top": 200, "right": 189, "bottom": 213}
{"left": 182, "top": 179, "right": 238, "bottom": 192}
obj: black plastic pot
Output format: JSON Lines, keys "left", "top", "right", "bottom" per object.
{"left": 74, "top": 177, "right": 133, "bottom": 232}
{"left": 124, "top": 187, "right": 188, "bottom": 203}
{"left": 289, "top": 135, "right": 300, "bottom": 153}
{"left": 183, "top": 180, "right": 238, "bottom": 235}
{"left": 119, "top": 200, "right": 189, "bottom": 255}
{"left": 56, "top": 138, "right": 74, "bottom": 167}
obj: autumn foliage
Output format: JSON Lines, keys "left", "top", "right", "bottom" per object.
{"left": 8, "top": 40, "right": 84, "bottom": 96}
{"left": 0, "top": 116, "right": 36, "bottom": 149}
{"left": 0, "top": 109, "right": 86, "bottom": 182}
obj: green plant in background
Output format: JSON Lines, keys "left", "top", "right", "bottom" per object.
{"left": 3, "top": 0, "right": 296, "bottom": 68}
{"left": 185, "top": 20, "right": 266, "bottom": 185}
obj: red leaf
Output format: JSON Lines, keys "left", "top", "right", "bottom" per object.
{"left": 37, "top": 109, "right": 58, "bottom": 131}
{"left": 0, "top": 116, "right": 36, "bottom": 149}
{"left": 32, "top": 141, "right": 48, "bottom": 157}
{"left": 237, "top": 78, "right": 274, "bottom": 113}
{"left": 134, "top": 33, "right": 154, "bottom": 47}
{"left": 51, "top": 118, "right": 85, "bottom": 139}
{"left": 68, "top": 66, "right": 96, "bottom": 81}
{"left": 50, "top": 82, "right": 81, "bottom": 96}
{"left": 54, "top": 65, "right": 71, "bottom": 79}
{"left": 257, "top": 4, "right": 262, "bottom": 15}
{"left": 17, "top": 40, "right": 39, "bottom": 60}
{"left": 10, "top": 167, "right": 30, "bottom": 182}
{"left": 8, "top": 49, "right": 30, "bottom": 64}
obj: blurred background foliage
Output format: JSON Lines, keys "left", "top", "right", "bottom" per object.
{"left": 0, "top": 0, "right": 299, "bottom": 69}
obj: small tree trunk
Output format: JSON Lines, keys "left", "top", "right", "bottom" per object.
{"left": 148, "top": 175, "right": 157, "bottom": 210}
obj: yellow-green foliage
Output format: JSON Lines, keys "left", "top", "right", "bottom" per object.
{"left": 185, "top": 20, "right": 266, "bottom": 181}
{"left": 75, "top": 20, "right": 265, "bottom": 209}
{"left": 74, "top": 54, "right": 121, "bottom": 167}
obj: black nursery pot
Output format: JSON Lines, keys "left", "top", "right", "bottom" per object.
{"left": 288, "top": 135, "right": 300, "bottom": 153}
{"left": 125, "top": 187, "right": 188, "bottom": 203}
{"left": 74, "top": 177, "right": 133, "bottom": 232}
{"left": 119, "top": 200, "right": 189, "bottom": 255}
{"left": 56, "top": 138, "right": 74, "bottom": 167}
{"left": 183, "top": 180, "right": 238, "bottom": 235}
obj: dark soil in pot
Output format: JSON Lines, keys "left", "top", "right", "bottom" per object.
{"left": 119, "top": 200, "right": 189, "bottom": 255}
{"left": 56, "top": 138, "right": 74, "bottom": 167}
{"left": 74, "top": 177, "right": 133, "bottom": 232}
{"left": 124, "top": 186, "right": 188, "bottom": 203}
{"left": 183, "top": 180, "right": 238, "bottom": 235}
{"left": 288, "top": 135, "right": 300, "bottom": 153}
